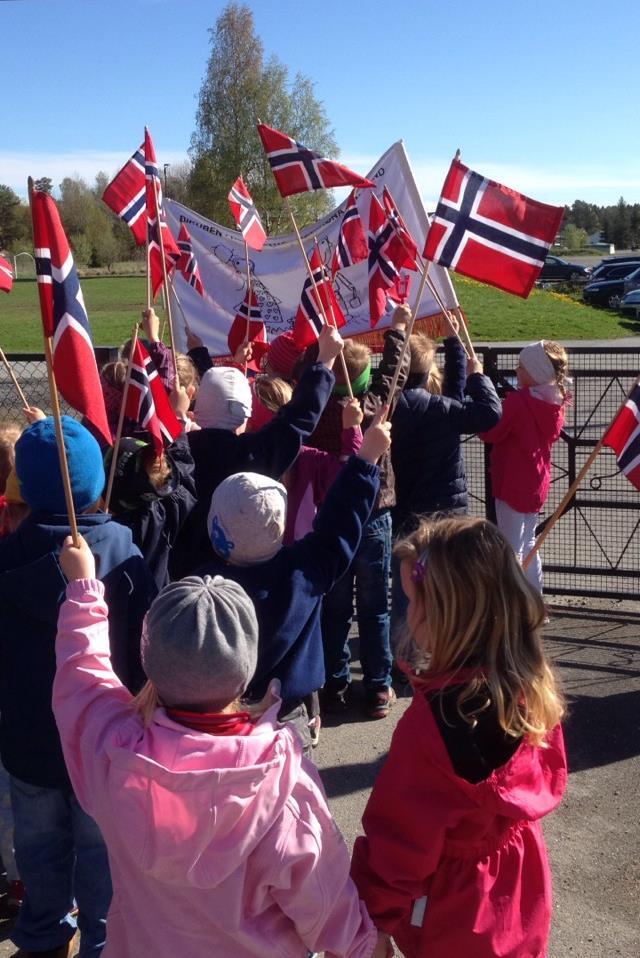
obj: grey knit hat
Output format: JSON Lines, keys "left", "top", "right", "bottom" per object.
{"left": 141, "top": 576, "right": 258, "bottom": 711}
{"left": 207, "top": 472, "right": 288, "bottom": 566}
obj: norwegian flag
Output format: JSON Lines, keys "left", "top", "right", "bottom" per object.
{"left": 383, "top": 186, "right": 418, "bottom": 271}
{"left": 368, "top": 192, "right": 401, "bottom": 328}
{"left": 0, "top": 255, "right": 13, "bottom": 293}
{"left": 331, "top": 190, "right": 367, "bottom": 275}
{"left": 228, "top": 177, "right": 267, "bottom": 251}
{"left": 125, "top": 339, "right": 182, "bottom": 456}
{"left": 603, "top": 382, "right": 640, "bottom": 490}
{"left": 176, "top": 224, "right": 204, "bottom": 296}
{"left": 31, "top": 190, "right": 111, "bottom": 445}
{"left": 423, "top": 158, "right": 564, "bottom": 298}
{"left": 102, "top": 143, "right": 146, "bottom": 246}
{"left": 227, "top": 290, "right": 268, "bottom": 369}
{"left": 145, "top": 128, "right": 181, "bottom": 298}
{"left": 257, "top": 123, "right": 375, "bottom": 197}
{"left": 293, "top": 247, "right": 345, "bottom": 348}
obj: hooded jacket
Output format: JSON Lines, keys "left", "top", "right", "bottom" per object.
{"left": 0, "top": 513, "right": 155, "bottom": 789}
{"left": 480, "top": 385, "right": 566, "bottom": 513}
{"left": 52, "top": 579, "right": 376, "bottom": 958}
{"left": 351, "top": 676, "right": 567, "bottom": 958}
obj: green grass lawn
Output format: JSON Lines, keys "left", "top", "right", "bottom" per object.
{"left": 0, "top": 273, "right": 638, "bottom": 353}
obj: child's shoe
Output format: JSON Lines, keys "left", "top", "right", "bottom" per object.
{"left": 308, "top": 715, "right": 321, "bottom": 748}
{"left": 365, "top": 686, "right": 396, "bottom": 720}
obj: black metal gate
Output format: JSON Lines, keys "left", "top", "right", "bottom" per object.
{"left": 1, "top": 344, "right": 639, "bottom": 598}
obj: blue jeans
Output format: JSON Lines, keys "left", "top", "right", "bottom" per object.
{"left": 321, "top": 509, "right": 393, "bottom": 690}
{"left": 10, "top": 777, "right": 111, "bottom": 956}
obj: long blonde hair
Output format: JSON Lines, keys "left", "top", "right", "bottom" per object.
{"left": 394, "top": 516, "right": 564, "bottom": 746}
{"left": 542, "top": 340, "right": 570, "bottom": 401}
{"left": 409, "top": 333, "right": 443, "bottom": 395}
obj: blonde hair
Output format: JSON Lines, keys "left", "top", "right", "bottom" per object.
{"left": 0, "top": 423, "right": 21, "bottom": 493}
{"left": 175, "top": 352, "right": 199, "bottom": 392}
{"left": 143, "top": 449, "right": 172, "bottom": 489}
{"left": 131, "top": 678, "right": 257, "bottom": 727}
{"left": 336, "top": 340, "right": 371, "bottom": 387}
{"left": 101, "top": 360, "right": 127, "bottom": 390}
{"left": 394, "top": 516, "right": 564, "bottom": 746}
{"left": 543, "top": 341, "right": 570, "bottom": 400}
{"left": 253, "top": 375, "right": 293, "bottom": 413}
{"left": 409, "top": 334, "right": 443, "bottom": 395}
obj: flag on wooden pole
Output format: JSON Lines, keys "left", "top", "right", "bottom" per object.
{"left": 0, "top": 256, "right": 14, "bottom": 293}
{"left": 102, "top": 143, "right": 147, "bottom": 245}
{"left": 125, "top": 340, "right": 182, "bottom": 455}
{"left": 331, "top": 190, "right": 367, "bottom": 275}
{"left": 603, "top": 381, "right": 640, "bottom": 490}
{"left": 228, "top": 177, "right": 267, "bottom": 251}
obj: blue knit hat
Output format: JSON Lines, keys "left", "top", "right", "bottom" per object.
{"left": 15, "top": 416, "right": 105, "bottom": 514}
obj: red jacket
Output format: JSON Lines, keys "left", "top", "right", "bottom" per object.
{"left": 480, "top": 386, "right": 565, "bottom": 513}
{"left": 351, "top": 681, "right": 567, "bottom": 958}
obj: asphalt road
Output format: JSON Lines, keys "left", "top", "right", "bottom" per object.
{"left": 1, "top": 600, "right": 638, "bottom": 957}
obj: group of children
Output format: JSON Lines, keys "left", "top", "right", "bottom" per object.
{"left": 0, "top": 309, "right": 571, "bottom": 958}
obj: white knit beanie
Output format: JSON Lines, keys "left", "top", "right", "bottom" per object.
{"left": 208, "top": 472, "right": 288, "bottom": 565}
{"left": 519, "top": 341, "right": 555, "bottom": 386}
{"left": 195, "top": 367, "right": 253, "bottom": 431}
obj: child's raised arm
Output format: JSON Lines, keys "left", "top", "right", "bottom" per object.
{"left": 53, "top": 535, "right": 137, "bottom": 814}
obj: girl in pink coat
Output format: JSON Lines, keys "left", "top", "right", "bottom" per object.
{"left": 480, "top": 340, "right": 570, "bottom": 594}
{"left": 53, "top": 536, "right": 385, "bottom": 958}
{"left": 351, "top": 516, "right": 567, "bottom": 958}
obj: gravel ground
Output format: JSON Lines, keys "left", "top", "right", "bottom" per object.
{"left": 1, "top": 601, "right": 638, "bottom": 956}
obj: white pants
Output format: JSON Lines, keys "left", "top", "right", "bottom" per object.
{"left": 495, "top": 499, "right": 543, "bottom": 594}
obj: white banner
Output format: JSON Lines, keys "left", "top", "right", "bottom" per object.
{"left": 165, "top": 141, "right": 458, "bottom": 355}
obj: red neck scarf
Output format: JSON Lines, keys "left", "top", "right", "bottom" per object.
{"left": 166, "top": 708, "right": 255, "bottom": 737}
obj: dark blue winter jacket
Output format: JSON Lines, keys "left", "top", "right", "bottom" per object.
{"left": 391, "top": 337, "right": 502, "bottom": 534}
{"left": 0, "top": 512, "right": 156, "bottom": 789}
{"left": 199, "top": 455, "right": 380, "bottom": 705}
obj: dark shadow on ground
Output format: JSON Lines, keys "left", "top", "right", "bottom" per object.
{"left": 563, "top": 688, "right": 640, "bottom": 773}
{"left": 320, "top": 756, "right": 388, "bottom": 800}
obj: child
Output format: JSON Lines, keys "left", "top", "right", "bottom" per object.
{"left": 479, "top": 340, "right": 570, "bottom": 594}
{"left": 170, "top": 323, "right": 343, "bottom": 578}
{"left": 0, "top": 416, "right": 156, "bottom": 957}
{"left": 200, "top": 411, "right": 389, "bottom": 753}
{"left": 53, "top": 543, "right": 386, "bottom": 958}
{"left": 390, "top": 317, "right": 501, "bottom": 637}
{"left": 350, "top": 516, "right": 567, "bottom": 958}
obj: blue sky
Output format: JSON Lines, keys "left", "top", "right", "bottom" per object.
{"left": 2, "top": 0, "right": 639, "bottom": 207}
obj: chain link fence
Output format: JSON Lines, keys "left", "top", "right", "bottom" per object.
{"left": 2, "top": 344, "right": 639, "bottom": 598}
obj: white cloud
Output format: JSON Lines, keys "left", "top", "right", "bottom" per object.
{"left": 1, "top": 149, "right": 189, "bottom": 196}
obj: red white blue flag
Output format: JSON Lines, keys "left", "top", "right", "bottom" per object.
{"left": 423, "top": 158, "right": 564, "bottom": 298}
{"left": 228, "top": 177, "right": 267, "bottom": 251}
{"left": 31, "top": 189, "right": 111, "bottom": 445}
{"left": 0, "top": 255, "right": 13, "bottom": 293}
{"left": 293, "top": 247, "right": 345, "bottom": 348}
{"left": 257, "top": 123, "right": 375, "bottom": 197}
{"left": 227, "top": 290, "right": 268, "bottom": 368}
{"left": 145, "top": 128, "right": 181, "bottom": 298}
{"left": 331, "top": 190, "right": 368, "bottom": 276}
{"left": 603, "top": 382, "right": 640, "bottom": 490}
{"left": 102, "top": 143, "right": 146, "bottom": 246}
{"left": 176, "top": 224, "right": 204, "bottom": 296}
{"left": 125, "top": 339, "right": 182, "bottom": 455}
{"left": 383, "top": 186, "right": 418, "bottom": 271}
{"left": 368, "top": 192, "right": 401, "bottom": 328}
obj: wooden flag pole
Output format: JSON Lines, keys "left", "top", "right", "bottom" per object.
{"left": 28, "top": 176, "right": 80, "bottom": 546}
{"left": 383, "top": 260, "right": 431, "bottom": 419}
{"left": 241, "top": 240, "right": 252, "bottom": 377}
{"left": 146, "top": 235, "right": 152, "bottom": 310}
{"left": 155, "top": 219, "right": 179, "bottom": 382}
{"left": 522, "top": 375, "right": 640, "bottom": 570}
{"left": 103, "top": 323, "right": 140, "bottom": 512}
{"left": 168, "top": 277, "right": 191, "bottom": 335}
{"left": 312, "top": 237, "right": 353, "bottom": 399}
{"left": 0, "top": 345, "right": 30, "bottom": 408}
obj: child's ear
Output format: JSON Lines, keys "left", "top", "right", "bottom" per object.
{"left": 186, "top": 384, "right": 196, "bottom": 401}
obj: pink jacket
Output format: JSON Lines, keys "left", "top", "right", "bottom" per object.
{"left": 351, "top": 680, "right": 567, "bottom": 958}
{"left": 283, "top": 426, "right": 363, "bottom": 544}
{"left": 53, "top": 580, "right": 376, "bottom": 958}
{"left": 480, "top": 385, "right": 565, "bottom": 513}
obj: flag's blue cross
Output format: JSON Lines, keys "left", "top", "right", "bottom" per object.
{"left": 435, "top": 170, "right": 549, "bottom": 268}
{"left": 368, "top": 222, "right": 398, "bottom": 283}
{"left": 270, "top": 143, "right": 323, "bottom": 190}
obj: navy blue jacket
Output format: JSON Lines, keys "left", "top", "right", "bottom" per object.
{"left": 0, "top": 513, "right": 156, "bottom": 789}
{"left": 112, "top": 435, "right": 197, "bottom": 591}
{"left": 199, "top": 455, "right": 380, "bottom": 705}
{"left": 171, "top": 362, "right": 335, "bottom": 578}
{"left": 391, "top": 338, "right": 502, "bottom": 533}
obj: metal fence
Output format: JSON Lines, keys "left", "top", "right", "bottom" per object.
{"left": 1, "top": 344, "right": 639, "bottom": 598}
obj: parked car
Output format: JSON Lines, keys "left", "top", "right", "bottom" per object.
{"left": 588, "top": 257, "right": 640, "bottom": 283}
{"left": 583, "top": 269, "right": 637, "bottom": 308}
{"left": 539, "top": 255, "right": 591, "bottom": 282}
{"left": 619, "top": 289, "right": 640, "bottom": 318}
{"left": 622, "top": 266, "right": 640, "bottom": 295}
